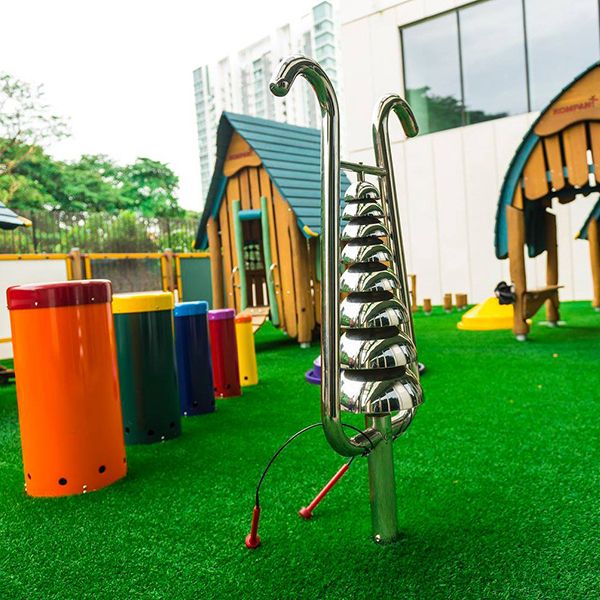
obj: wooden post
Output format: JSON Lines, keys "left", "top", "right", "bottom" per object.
{"left": 409, "top": 274, "right": 418, "bottom": 313}
{"left": 455, "top": 293, "right": 467, "bottom": 310}
{"left": 163, "top": 248, "right": 175, "bottom": 293}
{"left": 443, "top": 293, "right": 452, "bottom": 313}
{"left": 507, "top": 205, "right": 529, "bottom": 339}
{"left": 545, "top": 210, "right": 560, "bottom": 323}
{"left": 423, "top": 298, "right": 432, "bottom": 315}
{"left": 589, "top": 218, "right": 600, "bottom": 310}
{"left": 68, "top": 247, "right": 83, "bottom": 280}
{"left": 207, "top": 217, "right": 224, "bottom": 309}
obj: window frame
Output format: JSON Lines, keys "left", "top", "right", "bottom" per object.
{"left": 400, "top": 0, "right": 600, "bottom": 135}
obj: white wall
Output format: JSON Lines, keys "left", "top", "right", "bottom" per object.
{"left": 340, "top": 0, "right": 595, "bottom": 304}
{"left": 0, "top": 259, "right": 69, "bottom": 359}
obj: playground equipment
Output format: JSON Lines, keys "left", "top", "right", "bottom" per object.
{"left": 194, "top": 112, "right": 350, "bottom": 345}
{"left": 208, "top": 309, "right": 241, "bottom": 397}
{"left": 7, "top": 280, "right": 126, "bottom": 497}
{"left": 457, "top": 296, "right": 516, "bottom": 331}
{"left": 245, "top": 55, "right": 423, "bottom": 548}
{"left": 234, "top": 313, "right": 258, "bottom": 386}
{"left": 495, "top": 62, "right": 600, "bottom": 338}
{"left": 305, "top": 355, "right": 321, "bottom": 384}
{"left": 174, "top": 301, "right": 215, "bottom": 416}
{"left": 113, "top": 292, "right": 181, "bottom": 444}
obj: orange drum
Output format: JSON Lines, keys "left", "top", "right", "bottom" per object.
{"left": 7, "top": 280, "right": 127, "bottom": 497}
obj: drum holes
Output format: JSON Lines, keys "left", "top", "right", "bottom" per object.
{"left": 125, "top": 427, "right": 130, "bottom": 434}
{"left": 226, "top": 384, "right": 231, "bottom": 389}
{"left": 27, "top": 473, "right": 31, "bottom": 480}
{"left": 244, "top": 376, "right": 248, "bottom": 381}
{"left": 58, "top": 478, "right": 67, "bottom": 486}
{"left": 169, "top": 422, "right": 175, "bottom": 429}
{"left": 148, "top": 430, "right": 155, "bottom": 436}
{"left": 98, "top": 465, "right": 106, "bottom": 474}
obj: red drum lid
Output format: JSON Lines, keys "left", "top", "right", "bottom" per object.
{"left": 7, "top": 280, "right": 112, "bottom": 310}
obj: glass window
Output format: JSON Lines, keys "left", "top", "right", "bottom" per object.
{"left": 402, "top": 13, "right": 463, "bottom": 134}
{"left": 460, "top": 0, "right": 528, "bottom": 125}
{"left": 313, "top": 1, "right": 332, "bottom": 21}
{"left": 525, "top": 0, "right": 600, "bottom": 110}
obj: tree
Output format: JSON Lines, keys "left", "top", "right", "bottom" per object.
{"left": 0, "top": 73, "right": 69, "bottom": 185}
{"left": 59, "top": 155, "right": 129, "bottom": 213}
{"left": 0, "top": 73, "right": 184, "bottom": 217}
{"left": 121, "top": 158, "right": 181, "bottom": 217}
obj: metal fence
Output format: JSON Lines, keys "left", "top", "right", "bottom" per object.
{"left": 0, "top": 210, "right": 199, "bottom": 254}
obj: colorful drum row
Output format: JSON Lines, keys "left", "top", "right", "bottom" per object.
{"left": 6, "top": 280, "right": 258, "bottom": 498}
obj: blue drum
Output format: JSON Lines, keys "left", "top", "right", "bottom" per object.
{"left": 174, "top": 301, "right": 215, "bottom": 416}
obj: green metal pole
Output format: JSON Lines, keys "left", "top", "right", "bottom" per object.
{"left": 260, "top": 196, "right": 279, "bottom": 326}
{"left": 367, "top": 414, "right": 399, "bottom": 543}
{"left": 231, "top": 199, "right": 248, "bottom": 311}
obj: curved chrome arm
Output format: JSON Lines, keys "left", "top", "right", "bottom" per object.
{"left": 372, "top": 95, "right": 418, "bottom": 343}
{"left": 373, "top": 95, "right": 420, "bottom": 435}
{"left": 270, "top": 55, "right": 370, "bottom": 456}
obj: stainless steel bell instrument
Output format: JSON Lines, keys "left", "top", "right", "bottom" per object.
{"left": 270, "top": 55, "right": 423, "bottom": 544}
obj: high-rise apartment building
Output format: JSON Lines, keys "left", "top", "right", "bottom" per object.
{"left": 193, "top": 1, "right": 340, "bottom": 202}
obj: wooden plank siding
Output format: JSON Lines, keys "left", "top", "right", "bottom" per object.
{"left": 273, "top": 184, "right": 298, "bottom": 338}
{"left": 589, "top": 123, "right": 600, "bottom": 183}
{"left": 562, "top": 123, "right": 589, "bottom": 187}
{"left": 258, "top": 167, "right": 285, "bottom": 332}
{"left": 523, "top": 141, "right": 548, "bottom": 200}
{"left": 543, "top": 135, "right": 565, "bottom": 191}
{"left": 288, "top": 205, "right": 314, "bottom": 344}
{"left": 308, "top": 237, "right": 321, "bottom": 326}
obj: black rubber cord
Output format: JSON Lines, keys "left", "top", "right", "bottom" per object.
{"left": 254, "top": 422, "right": 374, "bottom": 508}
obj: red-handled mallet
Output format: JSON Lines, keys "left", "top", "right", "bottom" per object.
{"left": 245, "top": 505, "right": 261, "bottom": 549}
{"left": 299, "top": 461, "right": 350, "bottom": 520}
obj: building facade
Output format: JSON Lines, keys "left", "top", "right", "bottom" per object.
{"left": 341, "top": 0, "right": 600, "bottom": 304}
{"left": 193, "top": 1, "right": 341, "bottom": 202}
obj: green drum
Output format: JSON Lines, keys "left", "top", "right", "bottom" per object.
{"left": 112, "top": 291, "right": 181, "bottom": 445}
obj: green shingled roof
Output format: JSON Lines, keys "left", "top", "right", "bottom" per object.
{"left": 195, "top": 111, "right": 349, "bottom": 249}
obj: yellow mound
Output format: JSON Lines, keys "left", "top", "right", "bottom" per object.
{"left": 457, "top": 297, "right": 514, "bottom": 331}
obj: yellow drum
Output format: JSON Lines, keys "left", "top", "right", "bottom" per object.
{"left": 234, "top": 314, "right": 258, "bottom": 386}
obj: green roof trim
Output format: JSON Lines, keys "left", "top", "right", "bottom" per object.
{"left": 195, "top": 112, "right": 349, "bottom": 249}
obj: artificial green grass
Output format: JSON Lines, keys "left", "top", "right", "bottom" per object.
{"left": 0, "top": 303, "right": 598, "bottom": 599}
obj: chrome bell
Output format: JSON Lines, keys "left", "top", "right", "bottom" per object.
{"left": 341, "top": 216, "right": 388, "bottom": 241}
{"left": 340, "top": 368, "right": 423, "bottom": 415}
{"left": 340, "top": 293, "right": 409, "bottom": 328}
{"left": 340, "top": 263, "right": 399, "bottom": 293}
{"left": 341, "top": 238, "right": 392, "bottom": 265}
{"left": 342, "top": 201, "right": 384, "bottom": 220}
{"left": 343, "top": 180, "right": 380, "bottom": 202}
{"left": 340, "top": 328, "right": 416, "bottom": 369}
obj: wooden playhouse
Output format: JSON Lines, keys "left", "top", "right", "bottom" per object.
{"left": 194, "top": 112, "right": 348, "bottom": 345}
{"left": 495, "top": 62, "right": 600, "bottom": 337}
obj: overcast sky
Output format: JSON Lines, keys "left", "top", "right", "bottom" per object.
{"left": 0, "top": 0, "right": 315, "bottom": 211}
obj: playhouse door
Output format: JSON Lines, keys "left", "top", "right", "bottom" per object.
{"left": 241, "top": 219, "right": 268, "bottom": 308}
